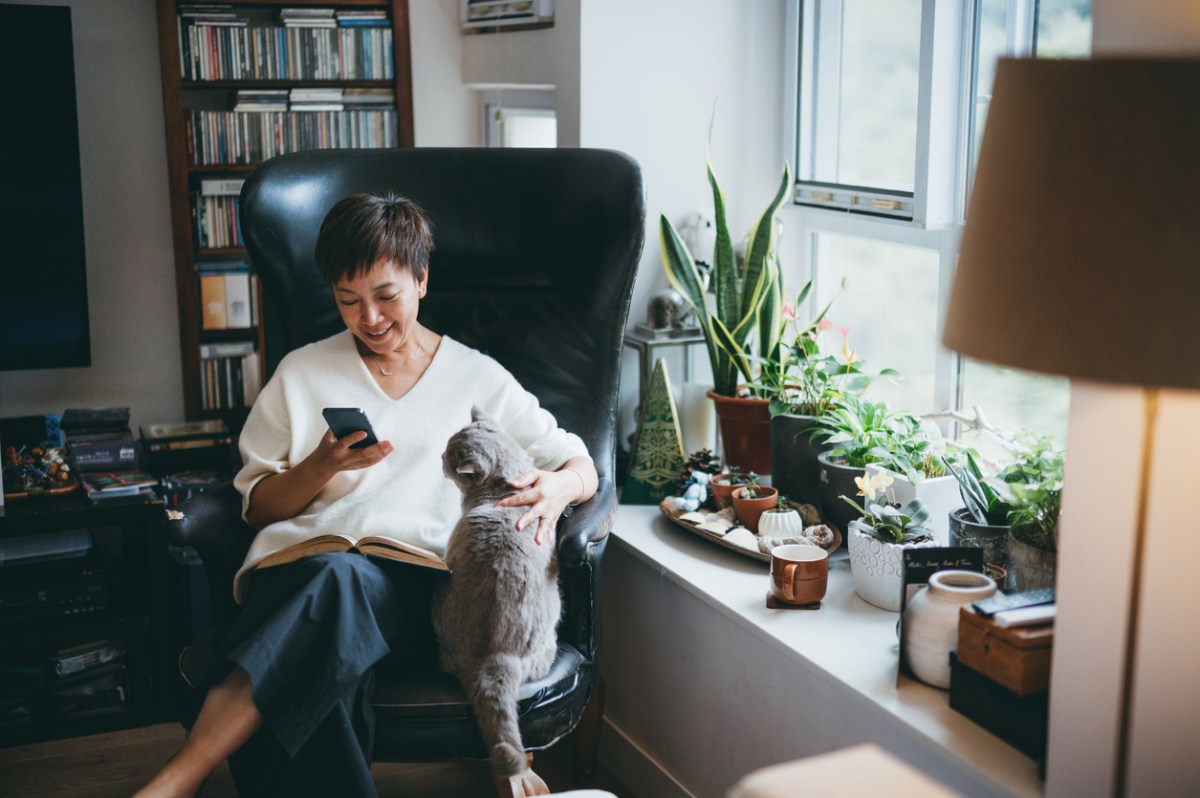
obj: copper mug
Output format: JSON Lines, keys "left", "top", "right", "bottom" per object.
{"left": 770, "top": 544, "right": 829, "bottom": 605}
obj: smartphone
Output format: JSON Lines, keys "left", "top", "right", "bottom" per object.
{"left": 322, "top": 407, "right": 380, "bottom": 450}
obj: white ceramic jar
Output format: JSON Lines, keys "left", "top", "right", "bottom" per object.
{"left": 902, "top": 569, "right": 997, "bottom": 689}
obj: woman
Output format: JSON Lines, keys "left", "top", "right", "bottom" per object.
{"left": 137, "top": 193, "right": 597, "bottom": 797}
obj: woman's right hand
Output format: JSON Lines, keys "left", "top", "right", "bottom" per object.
{"left": 309, "top": 429, "right": 394, "bottom": 478}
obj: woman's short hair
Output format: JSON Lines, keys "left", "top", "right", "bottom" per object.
{"left": 314, "top": 192, "right": 435, "bottom": 284}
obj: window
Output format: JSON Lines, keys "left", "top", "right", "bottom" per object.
{"left": 788, "top": 0, "right": 1090, "bottom": 439}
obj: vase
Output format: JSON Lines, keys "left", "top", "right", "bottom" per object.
{"left": 948, "top": 508, "right": 1012, "bottom": 589}
{"left": 847, "top": 520, "right": 937, "bottom": 611}
{"left": 732, "top": 485, "right": 779, "bottom": 534}
{"left": 769, "top": 413, "right": 826, "bottom": 510}
{"left": 758, "top": 508, "right": 805, "bottom": 539}
{"left": 817, "top": 452, "right": 865, "bottom": 541}
{"left": 866, "top": 464, "right": 960, "bottom": 544}
{"left": 1009, "top": 522, "right": 1057, "bottom": 591}
{"left": 708, "top": 390, "right": 772, "bottom": 475}
{"left": 902, "top": 569, "right": 997, "bottom": 689}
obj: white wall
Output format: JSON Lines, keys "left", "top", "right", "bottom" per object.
{"left": 0, "top": 0, "right": 181, "bottom": 436}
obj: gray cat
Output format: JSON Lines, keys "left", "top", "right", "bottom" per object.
{"left": 432, "top": 406, "right": 561, "bottom": 788}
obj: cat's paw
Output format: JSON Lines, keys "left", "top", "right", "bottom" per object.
{"left": 495, "top": 769, "right": 551, "bottom": 797}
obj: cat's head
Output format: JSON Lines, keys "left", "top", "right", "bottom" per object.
{"left": 442, "top": 406, "right": 533, "bottom": 492}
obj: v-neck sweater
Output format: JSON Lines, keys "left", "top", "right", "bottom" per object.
{"left": 231, "top": 331, "right": 588, "bottom": 602}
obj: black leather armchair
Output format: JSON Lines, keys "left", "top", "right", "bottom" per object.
{"left": 166, "top": 148, "right": 643, "bottom": 781}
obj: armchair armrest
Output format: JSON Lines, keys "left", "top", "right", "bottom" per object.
{"left": 556, "top": 478, "right": 615, "bottom": 569}
{"left": 164, "top": 482, "right": 256, "bottom": 627}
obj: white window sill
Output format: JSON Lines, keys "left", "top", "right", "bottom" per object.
{"left": 609, "top": 504, "right": 1043, "bottom": 798}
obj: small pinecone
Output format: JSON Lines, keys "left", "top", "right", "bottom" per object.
{"left": 678, "top": 448, "right": 723, "bottom": 495}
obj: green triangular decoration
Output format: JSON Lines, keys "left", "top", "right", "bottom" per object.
{"left": 622, "top": 357, "right": 686, "bottom": 504}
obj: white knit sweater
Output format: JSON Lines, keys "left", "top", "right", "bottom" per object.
{"left": 231, "top": 331, "right": 589, "bottom": 602}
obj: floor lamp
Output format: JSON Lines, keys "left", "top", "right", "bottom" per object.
{"left": 942, "top": 58, "right": 1200, "bottom": 796}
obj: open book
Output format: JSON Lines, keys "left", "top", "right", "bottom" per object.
{"left": 255, "top": 533, "right": 448, "bottom": 572}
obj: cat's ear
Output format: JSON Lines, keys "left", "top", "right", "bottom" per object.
{"left": 470, "top": 405, "right": 495, "bottom": 424}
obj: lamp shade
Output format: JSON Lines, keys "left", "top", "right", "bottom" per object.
{"left": 943, "top": 58, "right": 1200, "bottom": 390}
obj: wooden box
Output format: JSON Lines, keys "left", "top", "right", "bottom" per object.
{"left": 956, "top": 607, "right": 1053, "bottom": 697}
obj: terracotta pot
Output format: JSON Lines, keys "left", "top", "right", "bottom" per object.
{"left": 709, "top": 475, "right": 742, "bottom": 509}
{"left": 708, "top": 390, "right": 772, "bottom": 475}
{"left": 732, "top": 485, "right": 779, "bottom": 534}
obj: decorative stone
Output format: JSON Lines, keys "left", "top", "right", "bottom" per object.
{"left": 623, "top": 358, "right": 687, "bottom": 504}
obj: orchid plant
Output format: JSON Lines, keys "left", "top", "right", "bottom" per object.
{"left": 839, "top": 470, "right": 934, "bottom": 544}
{"left": 750, "top": 297, "right": 897, "bottom": 419}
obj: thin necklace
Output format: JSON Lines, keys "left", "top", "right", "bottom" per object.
{"left": 373, "top": 333, "right": 425, "bottom": 376}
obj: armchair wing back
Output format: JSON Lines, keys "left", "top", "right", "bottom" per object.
{"left": 169, "top": 147, "right": 644, "bottom": 767}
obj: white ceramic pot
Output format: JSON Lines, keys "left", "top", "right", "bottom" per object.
{"left": 865, "top": 464, "right": 960, "bottom": 544}
{"left": 902, "top": 570, "right": 997, "bottom": 689}
{"left": 758, "top": 508, "right": 805, "bottom": 538}
{"left": 847, "top": 521, "right": 937, "bottom": 612}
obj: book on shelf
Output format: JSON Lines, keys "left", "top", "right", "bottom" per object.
{"left": 70, "top": 436, "right": 139, "bottom": 472}
{"left": 193, "top": 192, "right": 242, "bottom": 248}
{"left": 199, "top": 341, "right": 261, "bottom": 410}
{"left": 199, "top": 273, "right": 226, "bottom": 329}
{"left": 140, "top": 419, "right": 230, "bottom": 442}
{"left": 256, "top": 533, "right": 448, "bottom": 573}
{"left": 61, "top": 407, "right": 130, "bottom": 435}
{"left": 199, "top": 177, "right": 244, "bottom": 196}
{"left": 81, "top": 471, "right": 159, "bottom": 500}
{"left": 52, "top": 640, "right": 127, "bottom": 679}
{"left": 224, "top": 272, "right": 253, "bottom": 328}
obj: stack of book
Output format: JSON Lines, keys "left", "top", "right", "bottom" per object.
{"left": 279, "top": 7, "right": 336, "bottom": 27}
{"left": 193, "top": 177, "right": 245, "bottom": 249}
{"left": 234, "top": 89, "right": 288, "bottom": 112}
{"left": 139, "top": 419, "right": 236, "bottom": 478}
{"left": 289, "top": 87, "right": 343, "bottom": 111}
{"left": 335, "top": 8, "right": 389, "bottom": 27}
{"left": 48, "top": 640, "right": 130, "bottom": 721}
{"left": 79, "top": 471, "right": 158, "bottom": 502}
{"left": 61, "top": 407, "right": 138, "bottom": 473}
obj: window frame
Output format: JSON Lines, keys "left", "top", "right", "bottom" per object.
{"left": 783, "top": 0, "right": 1060, "bottom": 432}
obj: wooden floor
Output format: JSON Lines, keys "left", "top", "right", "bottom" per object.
{"left": 0, "top": 723, "right": 634, "bottom": 797}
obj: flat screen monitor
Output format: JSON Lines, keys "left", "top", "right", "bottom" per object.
{"left": 0, "top": 3, "right": 91, "bottom": 370}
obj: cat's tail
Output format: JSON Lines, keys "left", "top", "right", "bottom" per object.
{"left": 471, "top": 652, "right": 526, "bottom": 776}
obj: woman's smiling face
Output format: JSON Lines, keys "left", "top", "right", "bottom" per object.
{"left": 333, "top": 260, "right": 427, "bottom": 354}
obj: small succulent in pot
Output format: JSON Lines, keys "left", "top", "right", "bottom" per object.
{"left": 840, "top": 470, "right": 934, "bottom": 544}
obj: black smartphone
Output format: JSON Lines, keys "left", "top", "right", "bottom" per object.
{"left": 322, "top": 407, "right": 380, "bottom": 450}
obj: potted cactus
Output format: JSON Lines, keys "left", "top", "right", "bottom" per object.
{"left": 731, "top": 473, "right": 779, "bottom": 534}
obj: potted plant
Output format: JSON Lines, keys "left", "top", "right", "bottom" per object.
{"left": 812, "top": 396, "right": 900, "bottom": 537}
{"left": 865, "top": 413, "right": 961, "bottom": 543}
{"left": 757, "top": 493, "right": 805, "bottom": 538}
{"left": 756, "top": 305, "right": 888, "bottom": 510}
{"left": 660, "top": 119, "right": 792, "bottom": 475}
{"left": 731, "top": 473, "right": 779, "bottom": 534}
{"left": 946, "top": 449, "right": 1017, "bottom": 585}
{"left": 994, "top": 431, "right": 1064, "bottom": 591}
{"left": 709, "top": 465, "right": 752, "bottom": 508}
{"left": 840, "top": 471, "right": 937, "bottom": 611}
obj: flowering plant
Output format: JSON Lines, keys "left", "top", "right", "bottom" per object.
{"left": 750, "top": 293, "right": 896, "bottom": 418}
{"left": 839, "top": 470, "right": 933, "bottom": 544}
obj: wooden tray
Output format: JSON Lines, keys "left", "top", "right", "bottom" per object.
{"left": 658, "top": 497, "right": 842, "bottom": 564}
{"left": 3, "top": 476, "right": 80, "bottom": 502}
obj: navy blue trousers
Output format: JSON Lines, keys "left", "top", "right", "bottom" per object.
{"left": 199, "top": 552, "right": 441, "bottom": 798}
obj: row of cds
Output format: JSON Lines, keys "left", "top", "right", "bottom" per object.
{"left": 179, "top": 21, "right": 394, "bottom": 81}
{"left": 187, "top": 109, "right": 400, "bottom": 166}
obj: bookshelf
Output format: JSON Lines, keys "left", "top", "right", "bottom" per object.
{"left": 154, "top": 0, "right": 414, "bottom": 428}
